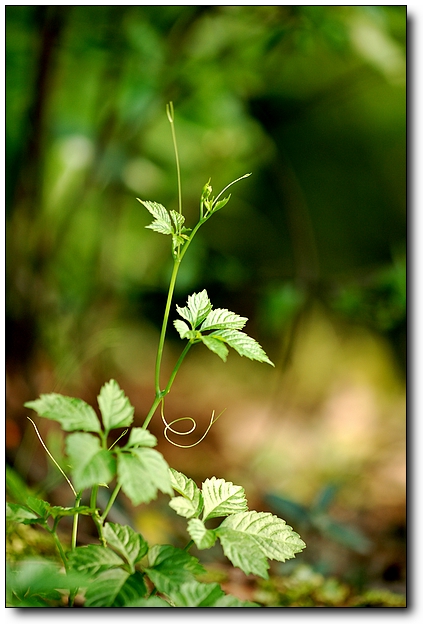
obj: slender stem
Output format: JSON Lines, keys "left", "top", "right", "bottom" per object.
{"left": 166, "top": 101, "right": 182, "bottom": 215}
{"left": 71, "top": 493, "right": 82, "bottom": 550}
{"left": 183, "top": 539, "right": 194, "bottom": 551}
{"left": 142, "top": 341, "right": 193, "bottom": 431}
{"left": 99, "top": 483, "right": 122, "bottom": 523}
{"left": 27, "top": 417, "right": 76, "bottom": 497}
{"left": 154, "top": 260, "right": 180, "bottom": 396}
{"left": 162, "top": 342, "right": 192, "bottom": 396}
{"left": 51, "top": 528, "right": 68, "bottom": 569}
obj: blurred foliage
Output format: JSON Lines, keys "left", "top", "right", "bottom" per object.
{"left": 6, "top": 5, "right": 406, "bottom": 389}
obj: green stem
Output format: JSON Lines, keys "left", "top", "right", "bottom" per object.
{"left": 51, "top": 528, "right": 68, "bottom": 569}
{"left": 71, "top": 493, "right": 82, "bottom": 550}
{"left": 99, "top": 483, "right": 122, "bottom": 523}
{"left": 154, "top": 260, "right": 180, "bottom": 396}
{"left": 143, "top": 341, "right": 192, "bottom": 430}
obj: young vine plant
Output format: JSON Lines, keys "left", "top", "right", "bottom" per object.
{"left": 6, "top": 103, "right": 306, "bottom": 608}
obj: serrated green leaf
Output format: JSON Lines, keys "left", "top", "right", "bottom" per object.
{"left": 169, "top": 468, "right": 203, "bottom": 518}
{"left": 84, "top": 568, "right": 131, "bottom": 607}
{"left": 212, "top": 194, "right": 231, "bottom": 212}
{"left": 98, "top": 379, "right": 134, "bottom": 434}
{"left": 169, "top": 468, "right": 201, "bottom": 500}
{"left": 173, "top": 319, "right": 191, "bottom": 339}
{"left": 211, "top": 329, "right": 274, "bottom": 366}
{"left": 170, "top": 210, "right": 185, "bottom": 230}
{"left": 146, "top": 545, "right": 204, "bottom": 596}
{"left": 176, "top": 290, "right": 212, "bottom": 329}
{"left": 168, "top": 580, "right": 224, "bottom": 607}
{"left": 117, "top": 448, "right": 172, "bottom": 506}
{"left": 200, "top": 335, "right": 229, "bottom": 361}
{"left": 200, "top": 308, "right": 248, "bottom": 331}
{"left": 125, "top": 427, "right": 157, "bottom": 449}
{"left": 216, "top": 510, "right": 306, "bottom": 579}
{"left": 187, "top": 518, "right": 217, "bottom": 549}
{"left": 66, "top": 433, "right": 116, "bottom": 491}
{"left": 6, "top": 503, "right": 40, "bottom": 524}
{"left": 49, "top": 505, "right": 94, "bottom": 519}
{"left": 103, "top": 523, "right": 148, "bottom": 571}
{"left": 202, "top": 477, "right": 248, "bottom": 522}
{"left": 24, "top": 394, "right": 101, "bottom": 433}
{"left": 67, "top": 544, "right": 124, "bottom": 575}
{"left": 169, "top": 497, "right": 203, "bottom": 519}
{"left": 138, "top": 199, "right": 173, "bottom": 235}
{"left": 25, "top": 496, "right": 51, "bottom": 519}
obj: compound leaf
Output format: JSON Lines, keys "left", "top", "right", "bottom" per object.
{"left": 200, "top": 308, "right": 248, "bottom": 332}
{"left": 83, "top": 568, "right": 130, "bottom": 608}
{"left": 145, "top": 544, "right": 204, "bottom": 596}
{"left": 138, "top": 200, "right": 173, "bottom": 235}
{"left": 124, "top": 427, "right": 157, "bottom": 449}
{"left": 173, "top": 319, "right": 192, "bottom": 339}
{"left": 176, "top": 290, "right": 212, "bottom": 329}
{"left": 66, "top": 433, "right": 116, "bottom": 491}
{"left": 168, "top": 580, "right": 224, "bottom": 607}
{"left": 25, "top": 394, "right": 101, "bottom": 433}
{"left": 98, "top": 379, "right": 134, "bottom": 434}
{"left": 67, "top": 544, "right": 124, "bottom": 575}
{"left": 103, "top": 523, "right": 148, "bottom": 571}
{"left": 200, "top": 335, "right": 229, "bottom": 362}
{"left": 202, "top": 477, "right": 248, "bottom": 522}
{"left": 216, "top": 510, "right": 306, "bottom": 579}
{"left": 117, "top": 448, "right": 172, "bottom": 506}
{"left": 187, "top": 518, "right": 217, "bottom": 550}
{"left": 211, "top": 329, "right": 274, "bottom": 366}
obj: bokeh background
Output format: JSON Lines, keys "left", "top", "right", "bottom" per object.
{"left": 6, "top": 5, "right": 406, "bottom": 605}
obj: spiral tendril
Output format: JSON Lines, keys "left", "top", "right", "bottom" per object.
{"left": 160, "top": 400, "right": 225, "bottom": 448}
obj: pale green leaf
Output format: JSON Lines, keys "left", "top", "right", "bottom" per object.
{"left": 125, "top": 427, "right": 157, "bottom": 449}
{"left": 202, "top": 477, "right": 248, "bottom": 522}
{"left": 117, "top": 448, "right": 172, "bottom": 505}
{"left": 169, "top": 468, "right": 201, "bottom": 501}
{"left": 173, "top": 319, "right": 191, "bottom": 339}
{"left": 24, "top": 394, "right": 101, "bottom": 433}
{"left": 98, "top": 379, "right": 134, "bottom": 434}
{"left": 176, "top": 290, "right": 212, "bottom": 329}
{"left": 170, "top": 210, "right": 185, "bottom": 230}
{"left": 200, "top": 308, "right": 248, "bottom": 331}
{"left": 187, "top": 518, "right": 217, "bottom": 549}
{"left": 169, "top": 496, "right": 202, "bottom": 519}
{"left": 169, "top": 468, "right": 203, "bottom": 518}
{"left": 211, "top": 329, "right": 274, "bottom": 366}
{"left": 200, "top": 335, "right": 229, "bottom": 361}
{"left": 66, "top": 433, "right": 116, "bottom": 491}
{"left": 212, "top": 194, "right": 231, "bottom": 212}
{"left": 216, "top": 510, "right": 306, "bottom": 579}
{"left": 137, "top": 199, "right": 173, "bottom": 235}
{"left": 103, "top": 523, "right": 148, "bottom": 570}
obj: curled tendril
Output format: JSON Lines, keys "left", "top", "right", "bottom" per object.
{"left": 160, "top": 400, "right": 225, "bottom": 448}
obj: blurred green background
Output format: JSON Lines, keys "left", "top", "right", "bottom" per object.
{"left": 6, "top": 5, "right": 406, "bottom": 602}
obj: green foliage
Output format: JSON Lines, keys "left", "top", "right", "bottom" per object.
{"left": 173, "top": 289, "right": 274, "bottom": 365}
{"left": 7, "top": 105, "right": 305, "bottom": 608}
